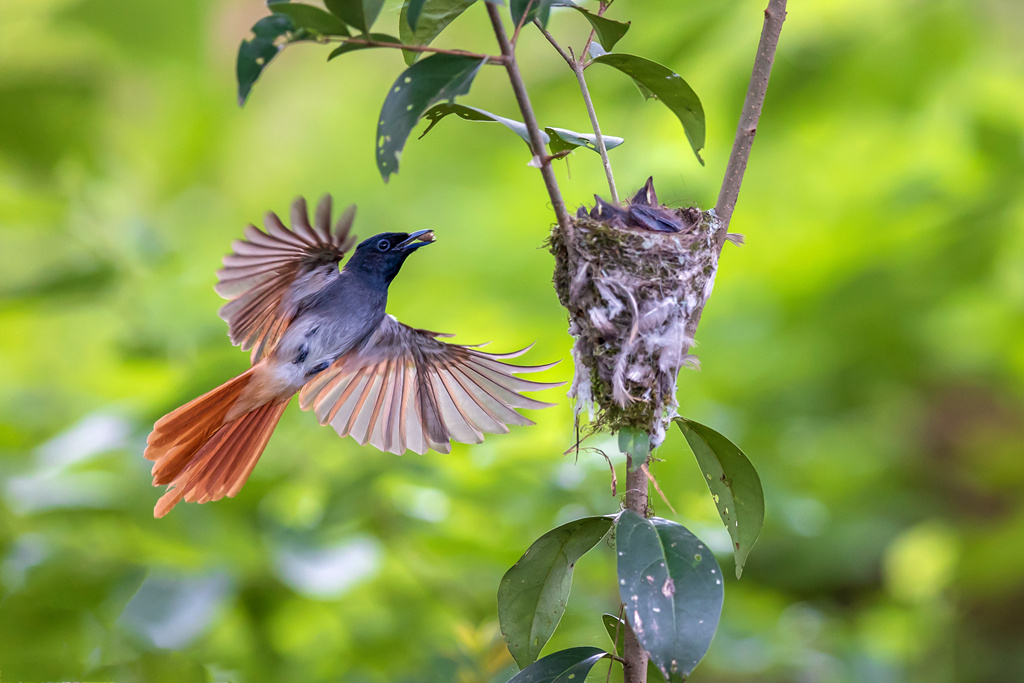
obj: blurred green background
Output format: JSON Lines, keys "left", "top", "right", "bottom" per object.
{"left": 2, "top": 0, "right": 1023, "bottom": 681}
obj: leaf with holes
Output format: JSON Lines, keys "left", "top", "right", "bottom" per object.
{"left": 327, "top": 33, "right": 403, "bottom": 60}
{"left": 498, "top": 516, "right": 613, "bottom": 668}
{"left": 545, "top": 127, "right": 623, "bottom": 156}
{"left": 420, "top": 103, "right": 546, "bottom": 149}
{"left": 324, "top": 0, "right": 384, "bottom": 34}
{"left": 616, "top": 511, "right": 723, "bottom": 682}
{"left": 237, "top": 14, "right": 297, "bottom": 106}
{"left": 507, "top": 647, "right": 609, "bottom": 683}
{"left": 618, "top": 426, "right": 649, "bottom": 470}
{"left": 568, "top": 5, "right": 629, "bottom": 51}
{"left": 271, "top": 2, "right": 350, "bottom": 36}
{"left": 675, "top": 418, "right": 764, "bottom": 579}
{"left": 400, "top": 0, "right": 477, "bottom": 65}
{"left": 376, "top": 53, "right": 487, "bottom": 181}
{"left": 591, "top": 53, "right": 705, "bottom": 163}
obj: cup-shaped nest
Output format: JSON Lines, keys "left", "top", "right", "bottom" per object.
{"left": 548, "top": 178, "right": 722, "bottom": 446}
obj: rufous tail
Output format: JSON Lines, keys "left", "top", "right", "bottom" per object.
{"left": 145, "top": 367, "right": 289, "bottom": 517}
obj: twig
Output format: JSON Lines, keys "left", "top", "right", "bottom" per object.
{"left": 327, "top": 37, "right": 501, "bottom": 61}
{"left": 538, "top": 26, "right": 619, "bottom": 202}
{"left": 485, "top": 3, "right": 572, "bottom": 232}
{"left": 713, "top": 0, "right": 788, "bottom": 245}
{"left": 579, "top": 1, "right": 610, "bottom": 67}
{"left": 623, "top": 453, "right": 650, "bottom": 683}
{"left": 641, "top": 463, "right": 677, "bottom": 515}
{"left": 510, "top": 0, "right": 537, "bottom": 46}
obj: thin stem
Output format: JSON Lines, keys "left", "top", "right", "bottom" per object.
{"left": 511, "top": 0, "right": 537, "bottom": 46}
{"left": 623, "top": 457, "right": 650, "bottom": 683}
{"left": 579, "top": 1, "right": 609, "bottom": 66}
{"left": 485, "top": 3, "right": 572, "bottom": 232}
{"left": 713, "top": 0, "right": 788, "bottom": 245}
{"left": 327, "top": 37, "right": 501, "bottom": 61}
{"left": 538, "top": 26, "right": 619, "bottom": 203}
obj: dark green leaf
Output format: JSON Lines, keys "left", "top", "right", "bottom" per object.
{"left": 569, "top": 6, "right": 629, "bottom": 51}
{"left": 675, "top": 418, "right": 764, "bottom": 579}
{"left": 324, "top": 0, "right": 384, "bottom": 34}
{"left": 498, "top": 516, "right": 613, "bottom": 668}
{"left": 420, "top": 103, "right": 546, "bottom": 149}
{"left": 271, "top": 3, "right": 351, "bottom": 35}
{"left": 507, "top": 647, "right": 609, "bottom": 683}
{"left": 399, "top": 0, "right": 476, "bottom": 65}
{"left": 377, "top": 53, "right": 487, "bottom": 181}
{"left": 407, "top": 0, "right": 428, "bottom": 31}
{"left": 511, "top": 0, "right": 570, "bottom": 29}
{"left": 327, "top": 33, "right": 403, "bottom": 60}
{"left": 601, "top": 613, "right": 666, "bottom": 682}
{"left": 591, "top": 53, "right": 705, "bottom": 163}
{"left": 545, "top": 126, "right": 623, "bottom": 155}
{"left": 618, "top": 426, "right": 649, "bottom": 470}
{"left": 616, "top": 511, "right": 723, "bottom": 682}
{"left": 237, "top": 14, "right": 294, "bottom": 106}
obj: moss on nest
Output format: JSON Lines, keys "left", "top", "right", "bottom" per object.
{"left": 548, "top": 188, "right": 720, "bottom": 445}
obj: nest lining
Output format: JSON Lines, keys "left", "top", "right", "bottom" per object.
{"left": 549, "top": 192, "right": 722, "bottom": 447}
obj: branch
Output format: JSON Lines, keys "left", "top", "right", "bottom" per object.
{"left": 623, "top": 458, "right": 650, "bottom": 683}
{"left": 713, "top": 0, "right": 788, "bottom": 245}
{"left": 485, "top": 3, "right": 572, "bottom": 232}
{"left": 538, "top": 26, "right": 619, "bottom": 203}
{"left": 329, "top": 37, "right": 501, "bottom": 61}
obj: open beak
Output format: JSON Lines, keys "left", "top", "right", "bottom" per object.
{"left": 398, "top": 229, "right": 435, "bottom": 251}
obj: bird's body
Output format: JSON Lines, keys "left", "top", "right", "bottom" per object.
{"left": 145, "top": 196, "right": 559, "bottom": 517}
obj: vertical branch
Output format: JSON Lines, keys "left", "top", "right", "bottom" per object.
{"left": 538, "top": 27, "right": 620, "bottom": 203}
{"left": 485, "top": 4, "right": 572, "bottom": 231}
{"left": 623, "top": 457, "right": 650, "bottom": 683}
{"left": 713, "top": 0, "right": 788, "bottom": 246}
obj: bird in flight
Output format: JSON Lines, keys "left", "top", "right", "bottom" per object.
{"left": 145, "top": 196, "right": 560, "bottom": 517}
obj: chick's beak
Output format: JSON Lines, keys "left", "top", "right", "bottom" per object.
{"left": 398, "top": 229, "right": 436, "bottom": 252}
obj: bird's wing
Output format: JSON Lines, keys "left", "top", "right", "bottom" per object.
{"left": 215, "top": 195, "right": 357, "bottom": 364}
{"left": 298, "top": 316, "right": 562, "bottom": 455}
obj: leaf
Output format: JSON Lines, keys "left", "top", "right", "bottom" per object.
{"left": 601, "top": 613, "right": 667, "bottom": 682}
{"left": 420, "top": 103, "right": 547, "bottom": 149}
{"left": 675, "top": 418, "right": 764, "bottom": 579}
{"left": 510, "top": 0, "right": 570, "bottom": 29}
{"left": 270, "top": 3, "right": 351, "bottom": 36}
{"left": 568, "top": 6, "right": 629, "bottom": 51}
{"left": 327, "top": 33, "right": 403, "bottom": 60}
{"left": 616, "top": 511, "right": 723, "bottom": 682}
{"left": 376, "top": 53, "right": 487, "bottom": 181}
{"left": 591, "top": 53, "right": 705, "bottom": 163}
{"left": 506, "top": 647, "right": 609, "bottom": 683}
{"left": 399, "top": 0, "right": 477, "bottom": 65}
{"left": 618, "top": 426, "right": 649, "bottom": 470}
{"left": 324, "top": 0, "right": 384, "bottom": 34}
{"left": 236, "top": 14, "right": 296, "bottom": 106}
{"left": 498, "top": 516, "right": 613, "bottom": 668}
{"left": 545, "top": 127, "right": 624, "bottom": 155}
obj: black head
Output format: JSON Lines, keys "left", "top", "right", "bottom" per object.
{"left": 344, "top": 229, "right": 434, "bottom": 285}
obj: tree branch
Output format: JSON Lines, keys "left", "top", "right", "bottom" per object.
{"left": 623, "top": 458, "right": 650, "bottom": 683}
{"left": 537, "top": 26, "right": 619, "bottom": 203}
{"left": 713, "top": 0, "right": 788, "bottom": 245}
{"left": 485, "top": 3, "right": 572, "bottom": 232}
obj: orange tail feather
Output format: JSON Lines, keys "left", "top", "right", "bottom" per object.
{"left": 145, "top": 368, "right": 289, "bottom": 517}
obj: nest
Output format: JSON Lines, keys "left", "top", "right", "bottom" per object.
{"left": 549, "top": 178, "right": 730, "bottom": 446}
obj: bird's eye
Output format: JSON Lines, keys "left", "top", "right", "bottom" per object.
{"left": 376, "top": 239, "right": 391, "bottom": 252}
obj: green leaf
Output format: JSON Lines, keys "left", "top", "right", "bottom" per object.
{"left": 511, "top": 0, "right": 569, "bottom": 29}
{"left": 399, "top": 0, "right": 477, "bottom": 65}
{"left": 507, "top": 647, "right": 609, "bottom": 683}
{"left": 498, "top": 516, "right": 613, "bottom": 668}
{"left": 236, "top": 14, "right": 295, "bottom": 106}
{"left": 545, "top": 126, "right": 624, "bottom": 155}
{"left": 568, "top": 6, "right": 629, "bottom": 51}
{"left": 327, "top": 33, "right": 403, "bottom": 60}
{"left": 618, "top": 426, "right": 649, "bottom": 470}
{"left": 420, "top": 103, "right": 547, "bottom": 149}
{"left": 324, "top": 0, "right": 384, "bottom": 34}
{"left": 601, "top": 613, "right": 667, "bottom": 682}
{"left": 615, "top": 512, "right": 723, "bottom": 682}
{"left": 271, "top": 3, "right": 351, "bottom": 35}
{"left": 591, "top": 53, "right": 705, "bottom": 163}
{"left": 674, "top": 418, "right": 764, "bottom": 579}
{"left": 376, "top": 53, "right": 487, "bottom": 181}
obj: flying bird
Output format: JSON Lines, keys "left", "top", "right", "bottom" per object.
{"left": 145, "top": 196, "right": 561, "bottom": 517}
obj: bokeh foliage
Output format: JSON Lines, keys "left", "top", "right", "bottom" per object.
{"left": 1, "top": 1, "right": 1023, "bottom": 682}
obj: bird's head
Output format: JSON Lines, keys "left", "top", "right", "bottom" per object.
{"left": 345, "top": 229, "right": 435, "bottom": 284}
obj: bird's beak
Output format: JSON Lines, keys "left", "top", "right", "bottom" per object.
{"left": 398, "top": 229, "right": 436, "bottom": 252}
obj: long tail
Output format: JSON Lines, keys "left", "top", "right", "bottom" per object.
{"left": 145, "top": 368, "right": 289, "bottom": 517}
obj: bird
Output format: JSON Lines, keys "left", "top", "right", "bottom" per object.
{"left": 144, "top": 195, "right": 561, "bottom": 518}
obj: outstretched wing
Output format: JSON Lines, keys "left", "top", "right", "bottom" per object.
{"left": 298, "top": 316, "right": 562, "bottom": 455}
{"left": 216, "top": 195, "right": 358, "bottom": 363}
